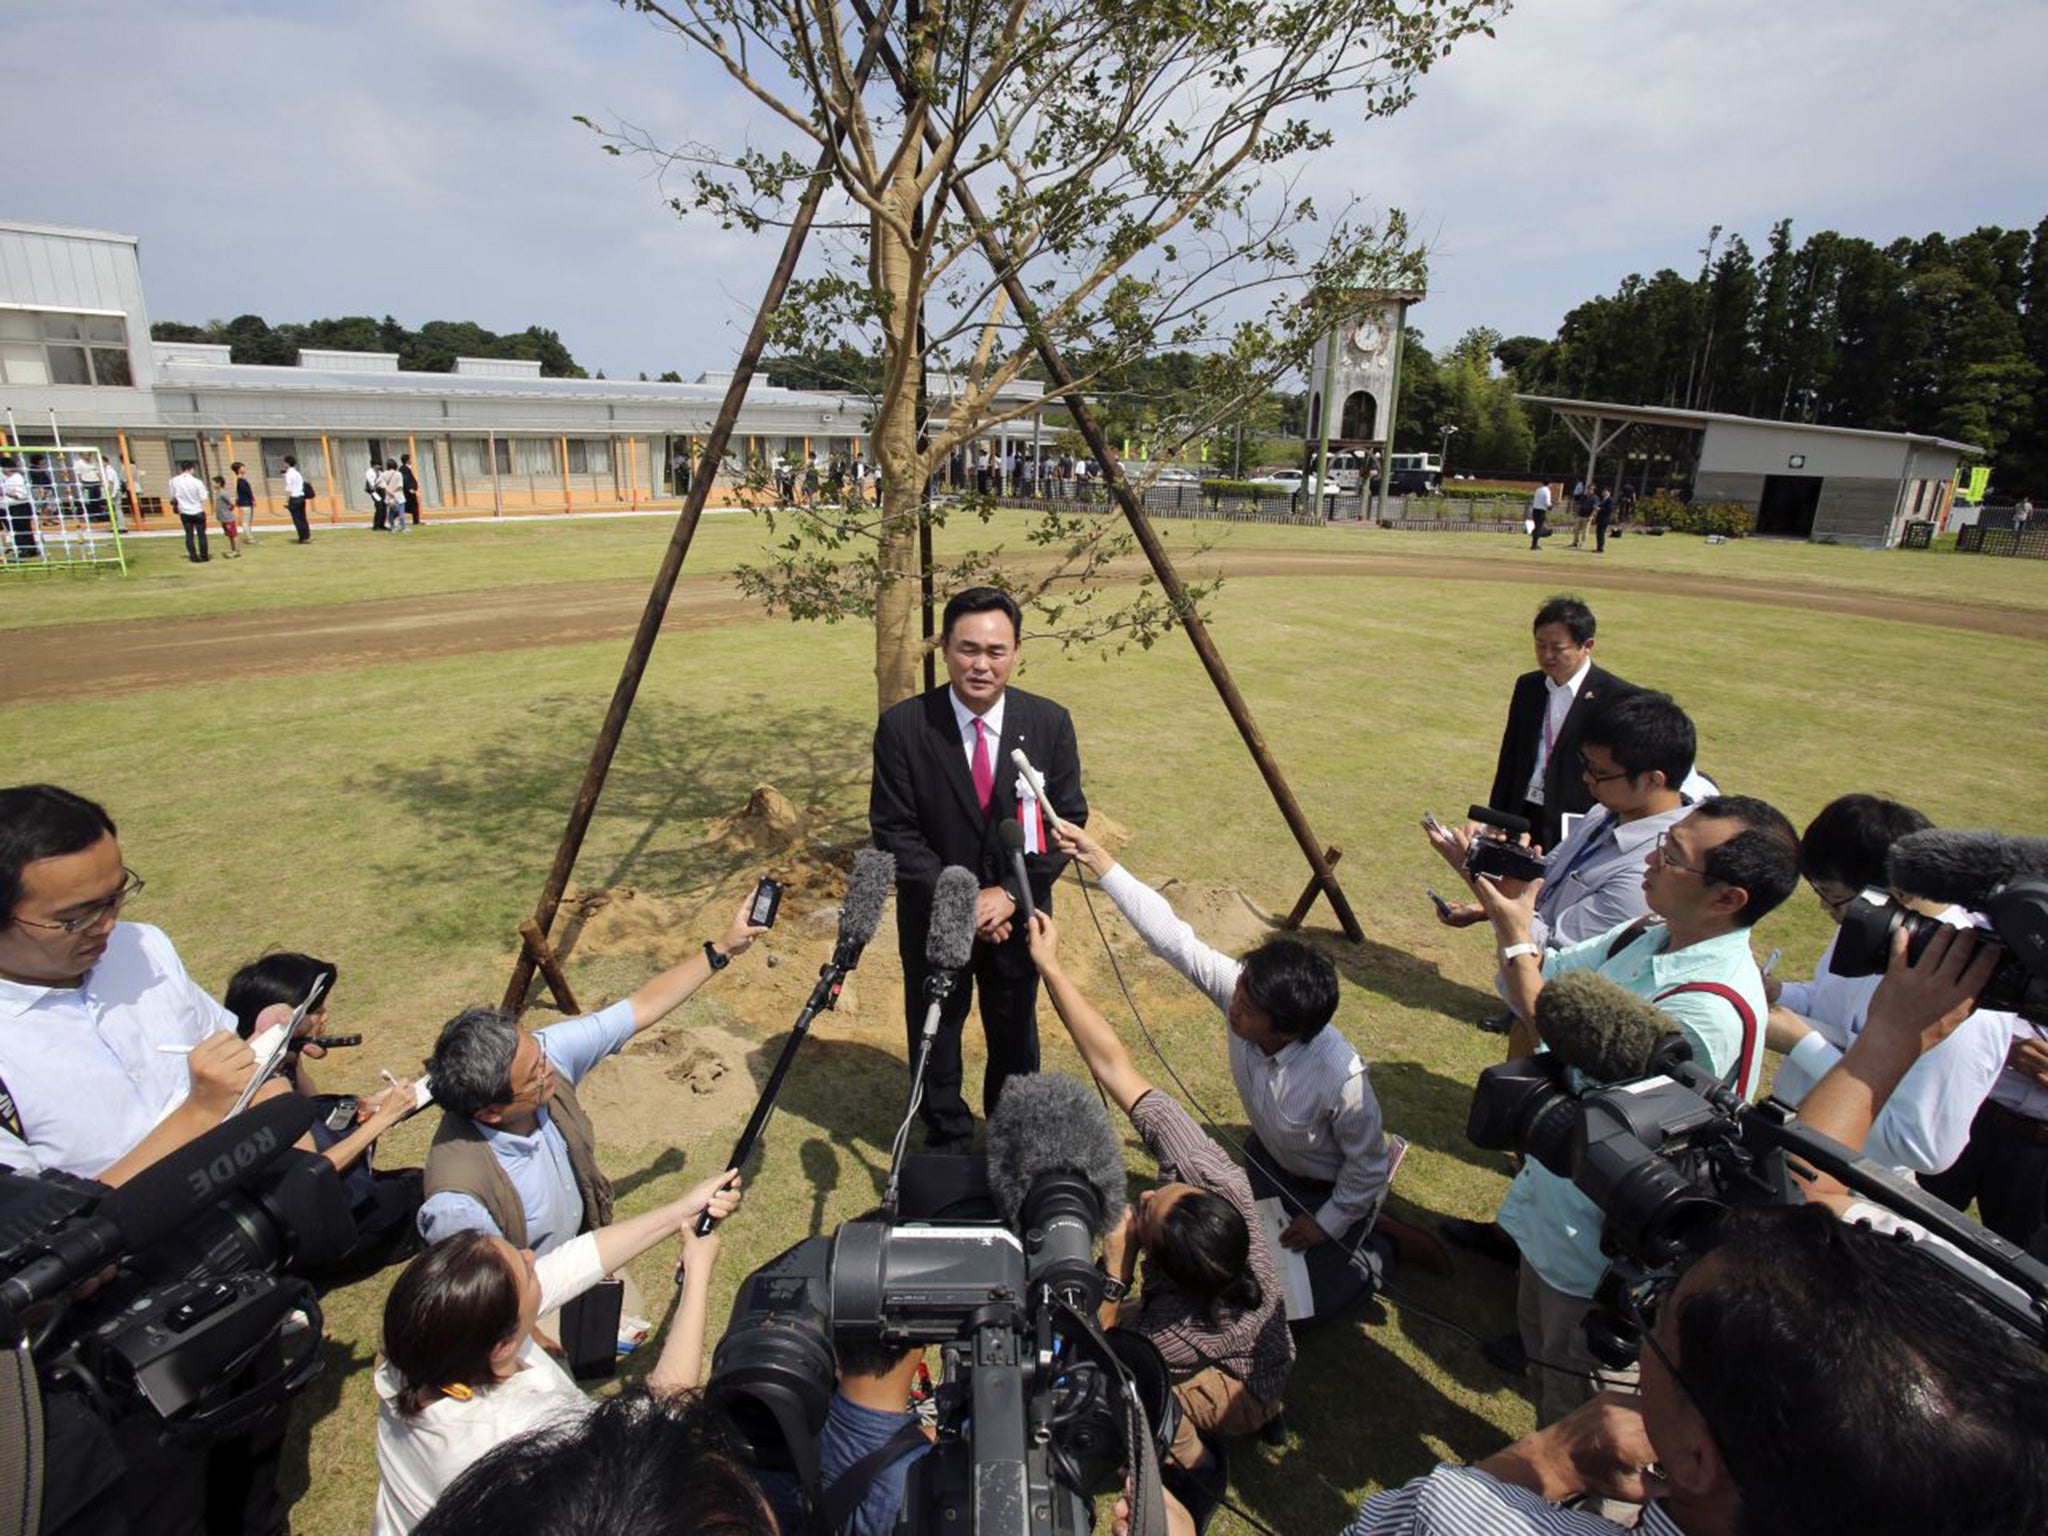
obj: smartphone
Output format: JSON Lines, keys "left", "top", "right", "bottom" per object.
{"left": 1427, "top": 889, "right": 1453, "bottom": 919}
{"left": 748, "top": 876, "right": 784, "bottom": 929}
{"left": 1421, "top": 810, "right": 1449, "bottom": 837}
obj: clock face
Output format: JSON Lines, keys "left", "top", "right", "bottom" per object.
{"left": 1350, "top": 319, "right": 1387, "bottom": 358}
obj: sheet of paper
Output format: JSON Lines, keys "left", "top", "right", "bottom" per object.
{"left": 1255, "top": 1197, "right": 1315, "bottom": 1323}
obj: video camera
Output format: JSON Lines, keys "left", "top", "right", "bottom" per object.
{"left": 1468, "top": 970, "right": 2048, "bottom": 1358}
{"left": 0, "top": 1095, "right": 357, "bottom": 1518}
{"left": 1463, "top": 805, "right": 1550, "bottom": 885}
{"left": 706, "top": 1081, "right": 1177, "bottom": 1536}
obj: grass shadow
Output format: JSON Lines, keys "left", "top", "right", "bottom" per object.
{"left": 1304, "top": 923, "right": 1502, "bottom": 1025}
{"left": 278, "top": 1334, "right": 374, "bottom": 1513}
{"left": 1368, "top": 1060, "right": 1517, "bottom": 1181}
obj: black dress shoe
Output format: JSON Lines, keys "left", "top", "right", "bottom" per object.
{"left": 1438, "top": 1217, "right": 1520, "bottom": 1266}
{"left": 1476, "top": 1010, "right": 1514, "bottom": 1034}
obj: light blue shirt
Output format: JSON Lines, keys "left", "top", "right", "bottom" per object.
{"left": 416, "top": 1000, "right": 635, "bottom": 1255}
{"left": 0, "top": 923, "right": 236, "bottom": 1178}
{"left": 1497, "top": 920, "right": 1766, "bottom": 1299}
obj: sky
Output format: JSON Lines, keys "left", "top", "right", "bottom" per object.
{"left": 12, "top": 0, "right": 2046, "bottom": 377}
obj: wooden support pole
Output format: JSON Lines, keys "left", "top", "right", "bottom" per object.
{"left": 1282, "top": 847, "right": 1344, "bottom": 932}
{"left": 501, "top": 15, "right": 896, "bottom": 1014}
{"left": 517, "top": 918, "right": 582, "bottom": 1016}
{"left": 849, "top": 0, "right": 1364, "bottom": 941}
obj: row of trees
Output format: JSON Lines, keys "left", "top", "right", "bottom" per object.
{"left": 1495, "top": 219, "right": 2045, "bottom": 492}
{"left": 149, "top": 314, "right": 586, "bottom": 378}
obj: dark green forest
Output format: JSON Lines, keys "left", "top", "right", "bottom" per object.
{"left": 148, "top": 314, "right": 585, "bottom": 378}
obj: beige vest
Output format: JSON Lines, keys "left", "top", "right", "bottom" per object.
{"left": 421, "top": 1075, "right": 614, "bottom": 1247}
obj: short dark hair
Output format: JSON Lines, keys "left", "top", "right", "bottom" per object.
{"left": 1693, "top": 794, "right": 1800, "bottom": 927}
{"left": 413, "top": 1389, "right": 777, "bottom": 1536}
{"left": 178, "top": 460, "right": 196, "bottom": 472}
{"left": 1679, "top": 1203, "right": 2048, "bottom": 1536}
{"left": 940, "top": 587, "right": 1021, "bottom": 644}
{"left": 834, "top": 1334, "right": 921, "bottom": 1380}
{"left": 0, "top": 785, "right": 117, "bottom": 925}
{"left": 1237, "top": 939, "right": 1339, "bottom": 1040}
{"left": 382, "top": 1231, "right": 522, "bottom": 1417}
{"left": 230, "top": 461, "right": 245, "bottom": 472}
{"left": 1151, "top": 1189, "right": 1261, "bottom": 1327}
{"left": 1579, "top": 690, "right": 1695, "bottom": 787}
{"left": 224, "top": 952, "right": 338, "bottom": 1038}
{"left": 427, "top": 1006, "right": 522, "bottom": 1118}
{"left": 1532, "top": 595, "right": 1595, "bottom": 645}
{"left": 1798, "top": 794, "right": 1931, "bottom": 894}
{"left": 283, "top": 455, "right": 297, "bottom": 467}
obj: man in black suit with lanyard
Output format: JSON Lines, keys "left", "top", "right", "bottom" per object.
{"left": 871, "top": 587, "right": 1087, "bottom": 1153}
{"left": 1488, "top": 595, "right": 1634, "bottom": 852}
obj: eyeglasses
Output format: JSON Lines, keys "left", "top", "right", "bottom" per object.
{"left": 1578, "top": 752, "right": 1633, "bottom": 786}
{"left": 1652, "top": 831, "right": 1715, "bottom": 880}
{"left": 1806, "top": 878, "right": 1857, "bottom": 915}
{"left": 12, "top": 867, "right": 145, "bottom": 934}
{"left": 1620, "top": 1278, "right": 1740, "bottom": 1481}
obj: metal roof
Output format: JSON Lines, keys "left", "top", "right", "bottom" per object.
{"left": 1516, "top": 394, "right": 1983, "bottom": 457}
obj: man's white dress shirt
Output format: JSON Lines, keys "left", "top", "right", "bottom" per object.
{"left": 1098, "top": 863, "right": 1392, "bottom": 1235}
{"left": 1526, "top": 656, "right": 1590, "bottom": 806}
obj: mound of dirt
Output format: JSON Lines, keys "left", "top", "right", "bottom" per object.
{"left": 578, "top": 1024, "right": 758, "bottom": 1150}
{"left": 1150, "top": 878, "right": 1277, "bottom": 954}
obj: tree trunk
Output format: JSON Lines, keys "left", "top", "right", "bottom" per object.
{"left": 870, "top": 76, "right": 926, "bottom": 711}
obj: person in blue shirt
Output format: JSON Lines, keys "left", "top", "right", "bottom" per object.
{"left": 416, "top": 903, "right": 767, "bottom": 1256}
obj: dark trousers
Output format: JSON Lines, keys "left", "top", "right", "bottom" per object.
{"left": 1529, "top": 509, "right": 1546, "bottom": 549}
{"left": 1243, "top": 1134, "right": 1389, "bottom": 1326}
{"left": 404, "top": 492, "right": 421, "bottom": 525}
{"left": 1921, "top": 1100, "right": 2048, "bottom": 1255}
{"left": 371, "top": 494, "right": 387, "bottom": 531}
{"left": 287, "top": 497, "right": 310, "bottom": 541}
{"left": 902, "top": 936, "right": 1042, "bottom": 1146}
{"left": 1595, "top": 516, "right": 1611, "bottom": 553}
{"left": 180, "top": 513, "right": 210, "bottom": 560}
{"left": 4, "top": 499, "right": 35, "bottom": 558}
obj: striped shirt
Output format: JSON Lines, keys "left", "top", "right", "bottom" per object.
{"left": 1346, "top": 1466, "right": 1686, "bottom": 1536}
{"left": 1125, "top": 1090, "right": 1294, "bottom": 1405}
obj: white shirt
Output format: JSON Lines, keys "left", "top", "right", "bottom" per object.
{"left": 283, "top": 465, "right": 305, "bottom": 497}
{"left": 0, "top": 923, "right": 236, "bottom": 1177}
{"left": 1529, "top": 484, "right": 1552, "bottom": 513}
{"left": 1, "top": 469, "right": 25, "bottom": 503}
{"left": 168, "top": 470, "right": 207, "bottom": 518}
{"left": 1099, "top": 864, "right": 1392, "bottom": 1233}
{"left": 947, "top": 688, "right": 1006, "bottom": 777}
{"left": 1525, "top": 656, "right": 1590, "bottom": 804}
{"left": 1348, "top": 1464, "right": 1684, "bottom": 1536}
{"left": 1768, "top": 910, "right": 2013, "bottom": 1175}
{"left": 371, "top": 1231, "right": 604, "bottom": 1536}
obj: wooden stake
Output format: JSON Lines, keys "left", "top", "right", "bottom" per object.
{"left": 1282, "top": 847, "right": 1345, "bottom": 932}
{"left": 516, "top": 918, "right": 581, "bottom": 1016}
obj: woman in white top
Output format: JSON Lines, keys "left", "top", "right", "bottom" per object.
{"left": 371, "top": 1169, "right": 742, "bottom": 1536}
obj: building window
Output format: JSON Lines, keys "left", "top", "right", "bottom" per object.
{"left": 493, "top": 439, "right": 513, "bottom": 475}
{"left": 0, "top": 307, "right": 133, "bottom": 387}
{"left": 566, "top": 438, "right": 612, "bottom": 475}
{"left": 261, "top": 438, "right": 296, "bottom": 477}
{"left": 514, "top": 439, "right": 556, "bottom": 477}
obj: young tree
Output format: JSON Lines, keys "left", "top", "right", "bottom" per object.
{"left": 593, "top": 0, "right": 1501, "bottom": 708}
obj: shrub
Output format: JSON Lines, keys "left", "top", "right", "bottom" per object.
{"left": 1634, "top": 494, "right": 1754, "bottom": 538}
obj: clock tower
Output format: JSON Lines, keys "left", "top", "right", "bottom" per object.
{"left": 1308, "top": 288, "right": 1424, "bottom": 515}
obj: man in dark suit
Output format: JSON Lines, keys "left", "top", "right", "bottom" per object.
{"left": 1487, "top": 595, "right": 1633, "bottom": 851}
{"left": 870, "top": 587, "right": 1087, "bottom": 1153}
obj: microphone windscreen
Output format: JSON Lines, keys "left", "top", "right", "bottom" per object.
{"left": 837, "top": 848, "right": 896, "bottom": 951}
{"left": 997, "top": 818, "right": 1026, "bottom": 856}
{"left": 986, "top": 1073, "right": 1128, "bottom": 1239}
{"left": 926, "top": 866, "right": 981, "bottom": 973}
{"left": 99, "top": 1091, "right": 320, "bottom": 1252}
{"left": 1535, "top": 971, "right": 1679, "bottom": 1083}
{"left": 1888, "top": 829, "right": 2048, "bottom": 909}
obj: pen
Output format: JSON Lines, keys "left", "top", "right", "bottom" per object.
{"left": 1762, "top": 947, "right": 1783, "bottom": 977}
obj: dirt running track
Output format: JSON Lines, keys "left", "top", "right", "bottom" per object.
{"left": 6, "top": 552, "right": 2044, "bottom": 706}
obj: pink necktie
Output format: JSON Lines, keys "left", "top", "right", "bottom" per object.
{"left": 971, "top": 718, "right": 994, "bottom": 813}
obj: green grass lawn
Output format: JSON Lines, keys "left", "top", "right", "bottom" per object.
{"left": 4, "top": 514, "right": 2045, "bottom": 1535}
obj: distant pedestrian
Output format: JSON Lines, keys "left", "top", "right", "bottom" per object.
{"left": 211, "top": 474, "right": 241, "bottom": 558}
{"left": 366, "top": 459, "right": 387, "bottom": 531}
{"left": 1594, "top": 484, "right": 1614, "bottom": 554}
{"left": 378, "top": 460, "right": 407, "bottom": 533}
{"left": 283, "top": 455, "right": 311, "bottom": 542}
{"left": 401, "top": 453, "right": 421, "bottom": 526}
{"left": 1571, "top": 481, "right": 1596, "bottom": 548}
{"left": 71, "top": 452, "right": 107, "bottom": 524}
{"left": 1, "top": 456, "right": 37, "bottom": 561}
{"left": 169, "top": 460, "right": 211, "bottom": 563}
{"left": 1618, "top": 482, "right": 1637, "bottom": 524}
{"left": 1527, "top": 480, "right": 1551, "bottom": 552}
{"left": 232, "top": 460, "right": 258, "bottom": 543}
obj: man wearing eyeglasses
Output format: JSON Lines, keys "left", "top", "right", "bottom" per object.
{"left": 1470, "top": 795, "right": 1800, "bottom": 1426}
{"left": 0, "top": 783, "right": 267, "bottom": 1186}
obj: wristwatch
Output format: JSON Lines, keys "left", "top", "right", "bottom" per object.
{"left": 703, "top": 940, "right": 730, "bottom": 972}
{"left": 1099, "top": 1272, "right": 1130, "bottom": 1302}
{"left": 1499, "top": 942, "right": 1542, "bottom": 966}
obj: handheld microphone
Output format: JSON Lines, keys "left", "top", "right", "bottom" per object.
{"left": 299, "top": 1034, "right": 362, "bottom": 1051}
{"left": 923, "top": 866, "right": 981, "bottom": 1003}
{"left": 986, "top": 1073, "right": 1129, "bottom": 1307}
{"left": 0, "top": 1094, "right": 320, "bottom": 1311}
{"left": 1534, "top": 971, "right": 1691, "bottom": 1084}
{"left": 1009, "top": 747, "right": 1067, "bottom": 834}
{"left": 997, "top": 819, "right": 1036, "bottom": 927}
{"left": 696, "top": 849, "right": 895, "bottom": 1239}
{"left": 1887, "top": 829, "right": 2048, "bottom": 909}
